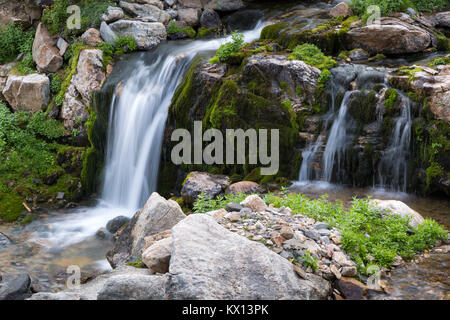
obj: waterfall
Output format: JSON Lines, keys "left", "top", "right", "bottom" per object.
{"left": 35, "top": 23, "right": 266, "bottom": 248}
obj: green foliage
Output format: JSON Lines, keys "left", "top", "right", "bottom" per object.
{"left": 167, "top": 20, "right": 196, "bottom": 38}
{"left": 193, "top": 191, "right": 249, "bottom": 213}
{"left": 384, "top": 88, "right": 398, "bottom": 112}
{"left": 97, "top": 36, "right": 138, "bottom": 68}
{"left": 126, "top": 258, "right": 145, "bottom": 268}
{"left": 429, "top": 56, "right": 450, "bottom": 67}
{"left": 51, "top": 75, "right": 63, "bottom": 94}
{"left": 0, "top": 23, "right": 36, "bottom": 74}
{"left": 214, "top": 31, "right": 245, "bottom": 63}
{"left": 302, "top": 251, "right": 318, "bottom": 272}
{"left": 288, "top": 44, "right": 337, "bottom": 70}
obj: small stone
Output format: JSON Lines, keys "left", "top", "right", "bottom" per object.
{"left": 293, "top": 265, "right": 307, "bottom": 279}
{"left": 95, "top": 227, "right": 109, "bottom": 239}
{"left": 225, "top": 202, "right": 243, "bottom": 212}
{"left": 270, "top": 235, "right": 286, "bottom": 247}
{"left": 332, "top": 252, "right": 354, "bottom": 267}
{"left": 240, "top": 207, "right": 251, "bottom": 214}
{"left": 314, "top": 222, "right": 329, "bottom": 230}
{"left": 225, "top": 212, "right": 240, "bottom": 222}
{"left": 320, "top": 236, "right": 331, "bottom": 245}
{"left": 304, "top": 229, "right": 320, "bottom": 241}
{"left": 240, "top": 195, "right": 266, "bottom": 212}
{"left": 56, "top": 38, "right": 69, "bottom": 56}
{"left": 280, "top": 226, "right": 294, "bottom": 240}
{"left": 330, "top": 264, "right": 341, "bottom": 279}
{"left": 318, "top": 229, "right": 331, "bottom": 236}
{"left": 341, "top": 266, "right": 357, "bottom": 277}
{"left": 329, "top": 2, "right": 352, "bottom": 18}
{"left": 81, "top": 28, "right": 103, "bottom": 46}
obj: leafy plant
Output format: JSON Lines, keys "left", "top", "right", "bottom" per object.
{"left": 167, "top": 20, "right": 196, "bottom": 38}
{"left": 213, "top": 31, "right": 245, "bottom": 63}
{"left": 288, "top": 44, "right": 337, "bottom": 70}
{"left": 302, "top": 251, "right": 318, "bottom": 272}
{"left": 0, "top": 23, "right": 36, "bottom": 74}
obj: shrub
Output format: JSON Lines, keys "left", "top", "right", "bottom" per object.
{"left": 288, "top": 43, "right": 337, "bottom": 70}
{"left": 42, "top": 0, "right": 70, "bottom": 35}
{"left": 51, "top": 75, "right": 63, "bottom": 94}
{"left": 0, "top": 24, "right": 36, "bottom": 73}
{"left": 215, "top": 31, "right": 244, "bottom": 62}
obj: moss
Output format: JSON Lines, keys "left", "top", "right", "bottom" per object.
{"left": 197, "top": 27, "right": 219, "bottom": 39}
{"left": 349, "top": 90, "right": 377, "bottom": 125}
{"left": 243, "top": 168, "right": 261, "bottom": 182}
{"left": 260, "top": 22, "right": 288, "bottom": 40}
{"left": 0, "top": 192, "right": 26, "bottom": 222}
{"left": 207, "top": 79, "right": 239, "bottom": 129}
{"left": 436, "top": 34, "right": 450, "bottom": 52}
{"left": 384, "top": 88, "right": 399, "bottom": 115}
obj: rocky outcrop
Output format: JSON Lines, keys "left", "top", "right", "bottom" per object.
{"left": 369, "top": 199, "right": 425, "bottom": 228}
{"left": 32, "top": 23, "right": 63, "bottom": 73}
{"left": 106, "top": 192, "right": 185, "bottom": 268}
{"left": 2, "top": 74, "right": 50, "bottom": 112}
{"left": 199, "top": 8, "right": 222, "bottom": 29}
{"left": 344, "top": 17, "right": 434, "bottom": 55}
{"left": 109, "top": 20, "right": 167, "bottom": 50}
{"left": 181, "top": 171, "right": 231, "bottom": 204}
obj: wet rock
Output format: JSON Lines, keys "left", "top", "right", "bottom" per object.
{"left": 203, "top": 0, "right": 244, "bottom": 11}
{"left": 344, "top": 17, "right": 434, "bottom": 54}
{"left": 225, "top": 202, "right": 243, "bottom": 212}
{"left": 181, "top": 171, "right": 231, "bottom": 205}
{"left": 227, "top": 181, "right": 263, "bottom": 195}
{"left": 100, "top": 21, "right": 118, "bottom": 44}
{"left": 2, "top": 74, "right": 50, "bottom": 112}
{"left": 167, "top": 214, "right": 331, "bottom": 299}
{"left": 200, "top": 9, "right": 222, "bottom": 29}
{"left": 0, "top": 274, "right": 32, "bottom": 300}
{"left": 434, "top": 11, "right": 450, "bottom": 28}
{"left": 177, "top": 8, "right": 201, "bottom": 26}
{"left": 109, "top": 20, "right": 167, "bottom": 50}
{"left": 0, "top": 232, "right": 12, "bottom": 249}
{"left": 240, "top": 195, "right": 266, "bottom": 212}
{"left": 32, "top": 23, "right": 63, "bottom": 73}
{"left": 106, "top": 192, "right": 185, "bottom": 268}
{"left": 81, "top": 28, "right": 103, "bottom": 46}
{"left": 335, "top": 277, "right": 368, "bottom": 300}
{"left": 141, "top": 237, "right": 172, "bottom": 273}
{"left": 329, "top": 2, "right": 352, "bottom": 18}
{"left": 106, "top": 216, "right": 130, "bottom": 234}
{"left": 348, "top": 49, "right": 369, "bottom": 61}
{"left": 369, "top": 199, "right": 425, "bottom": 229}
{"left": 95, "top": 228, "right": 109, "bottom": 240}
{"left": 102, "top": 6, "right": 125, "bottom": 23}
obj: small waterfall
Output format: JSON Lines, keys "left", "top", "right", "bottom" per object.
{"left": 298, "top": 141, "right": 323, "bottom": 182}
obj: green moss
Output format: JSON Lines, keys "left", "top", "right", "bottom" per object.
{"left": 288, "top": 43, "right": 337, "bottom": 70}
{"left": 436, "top": 34, "right": 450, "bottom": 52}
{"left": 260, "top": 23, "right": 288, "bottom": 40}
{"left": 384, "top": 88, "right": 399, "bottom": 114}
{"left": 349, "top": 90, "right": 377, "bottom": 125}
{"left": 243, "top": 168, "right": 262, "bottom": 182}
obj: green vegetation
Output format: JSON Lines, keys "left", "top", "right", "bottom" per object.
{"left": 193, "top": 190, "right": 448, "bottom": 275}
{"left": 0, "top": 23, "right": 36, "bottom": 74}
{"left": 211, "top": 31, "right": 244, "bottom": 63}
{"left": 302, "top": 251, "right": 318, "bottom": 272}
{"left": 288, "top": 44, "right": 337, "bottom": 70}
{"left": 429, "top": 56, "right": 450, "bottom": 67}
{"left": 167, "top": 20, "right": 196, "bottom": 38}
{"left": 126, "top": 258, "right": 145, "bottom": 268}
{"left": 98, "top": 36, "right": 138, "bottom": 67}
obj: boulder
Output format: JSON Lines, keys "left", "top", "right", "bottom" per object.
{"left": 240, "top": 194, "right": 266, "bottom": 212}
{"left": 106, "top": 192, "right": 185, "bottom": 268}
{"left": 32, "top": 23, "right": 63, "bottom": 73}
{"left": 0, "top": 0, "right": 41, "bottom": 27}
{"left": 181, "top": 171, "right": 231, "bottom": 205}
{"left": 100, "top": 21, "right": 118, "bottom": 44}
{"left": 109, "top": 20, "right": 167, "bottom": 50}
{"left": 2, "top": 74, "right": 50, "bottom": 112}
{"left": 119, "top": 1, "right": 171, "bottom": 23}
{"left": 344, "top": 17, "right": 434, "bottom": 55}
{"left": 56, "top": 38, "right": 69, "bottom": 56}
{"left": 434, "top": 11, "right": 450, "bottom": 28}
{"left": 177, "top": 8, "right": 201, "bottom": 26}
{"left": 369, "top": 199, "right": 425, "bottom": 228}
{"left": 133, "top": 0, "right": 165, "bottom": 10}
{"left": 0, "top": 274, "right": 32, "bottom": 300}
{"left": 106, "top": 216, "right": 130, "bottom": 234}
{"left": 102, "top": 6, "right": 125, "bottom": 23}
{"left": 203, "top": 0, "right": 245, "bottom": 11}
{"left": 97, "top": 274, "right": 167, "bottom": 300}
{"left": 81, "top": 28, "right": 103, "bottom": 46}
{"left": 199, "top": 8, "right": 222, "bottom": 29}
{"left": 335, "top": 277, "right": 368, "bottom": 300}
{"left": 227, "top": 181, "right": 263, "bottom": 195}
{"left": 329, "top": 2, "right": 352, "bottom": 18}
{"left": 167, "top": 214, "right": 331, "bottom": 299}
{"left": 0, "top": 62, "right": 15, "bottom": 101}
{"left": 141, "top": 237, "right": 172, "bottom": 273}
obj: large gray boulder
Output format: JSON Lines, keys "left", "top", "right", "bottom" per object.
{"left": 177, "top": 8, "right": 201, "bottom": 26}
{"left": 106, "top": 192, "right": 185, "bottom": 268}
{"left": 2, "top": 74, "right": 50, "bottom": 112}
{"left": 32, "top": 23, "right": 63, "bottom": 73}
{"left": 181, "top": 171, "right": 231, "bottom": 205}
{"left": 344, "top": 17, "right": 434, "bottom": 55}
{"left": 200, "top": 8, "right": 222, "bottom": 29}
{"left": 167, "top": 214, "right": 331, "bottom": 299}
{"left": 109, "top": 20, "right": 167, "bottom": 50}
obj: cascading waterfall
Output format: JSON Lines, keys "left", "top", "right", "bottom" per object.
{"left": 33, "top": 23, "right": 266, "bottom": 248}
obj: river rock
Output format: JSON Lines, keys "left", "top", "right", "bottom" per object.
{"left": 100, "top": 21, "right": 118, "bottom": 44}
{"left": 227, "top": 181, "right": 263, "bottom": 195}
{"left": 2, "top": 74, "right": 50, "bottom": 112}
{"left": 240, "top": 194, "right": 266, "bottom": 212}
{"left": 344, "top": 17, "right": 434, "bottom": 55}
{"left": 200, "top": 9, "right": 222, "bottom": 29}
{"left": 329, "top": 2, "right": 352, "bottom": 18}
{"left": 119, "top": 1, "right": 170, "bottom": 23}
{"left": 141, "top": 237, "right": 172, "bottom": 273}
{"left": 181, "top": 171, "right": 231, "bottom": 205}
{"left": 81, "top": 28, "right": 103, "bottom": 46}
{"left": 106, "top": 216, "right": 130, "bottom": 234}
{"left": 106, "top": 192, "right": 185, "bottom": 268}
{"left": 434, "top": 11, "right": 450, "bottom": 28}
{"left": 109, "top": 20, "right": 167, "bottom": 50}
{"left": 177, "top": 8, "right": 201, "bottom": 26}
{"left": 335, "top": 277, "right": 368, "bottom": 300}
{"left": 0, "top": 232, "right": 12, "bottom": 249}
{"left": 0, "top": 274, "right": 32, "bottom": 300}
{"left": 102, "top": 6, "right": 125, "bottom": 23}
{"left": 369, "top": 199, "right": 425, "bottom": 228}
{"left": 167, "top": 214, "right": 331, "bottom": 299}
{"left": 32, "top": 23, "right": 63, "bottom": 73}
{"left": 225, "top": 202, "right": 243, "bottom": 212}
{"left": 204, "top": 0, "right": 244, "bottom": 11}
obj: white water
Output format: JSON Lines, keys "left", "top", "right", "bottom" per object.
{"left": 32, "top": 23, "right": 266, "bottom": 248}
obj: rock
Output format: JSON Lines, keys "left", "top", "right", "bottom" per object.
{"left": 329, "top": 2, "right": 352, "bottom": 18}
{"left": 204, "top": 208, "right": 227, "bottom": 221}
{"left": 344, "top": 17, "right": 434, "bottom": 55}
{"left": 109, "top": 20, "right": 167, "bottom": 50}
{"left": 330, "top": 264, "right": 341, "bottom": 279}
{"left": 392, "top": 255, "right": 404, "bottom": 267}
{"left": 0, "top": 232, "right": 12, "bottom": 249}
{"left": 203, "top": 0, "right": 245, "bottom": 11}
{"left": 97, "top": 274, "right": 167, "bottom": 300}
{"left": 280, "top": 226, "right": 294, "bottom": 240}
{"left": 227, "top": 181, "right": 263, "bottom": 195}
{"left": 81, "top": 28, "right": 103, "bottom": 46}
{"left": 95, "top": 228, "right": 109, "bottom": 240}
{"left": 332, "top": 252, "right": 354, "bottom": 268}
{"left": 32, "top": 23, "right": 63, "bottom": 73}
{"left": 142, "top": 230, "right": 172, "bottom": 252}
{"left": 320, "top": 235, "right": 330, "bottom": 245}
{"left": 181, "top": 171, "right": 231, "bottom": 205}
{"left": 56, "top": 192, "right": 65, "bottom": 200}
{"left": 56, "top": 38, "right": 69, "bottom": 56}
{"left": 240, "top": 194, "right": 266, "bottom": 212}
{"left": 164, "top": 0, "right": 176, "bottom": 6}
{"left": 141, "top": 237, "right": 172, "bottom": 273}
{"left": 225, "top": 202, "right": 243, "bottom": 212}
{"left": 106, "top": 192, "right": 185, "bottom": 268}
{"left": 434, "top": 11, "right": 450, "bottom": 28}
{"left": 0, "top": 0, "right": 41, "bottom": 27}
{"left": 199, "top": 9, "right": 222, "bottom": 29}
{"left": 167, "top": 214, "right": 331, "bottom": 299}
{"left": 177, "top": 8, "right": 200, "bottom": 26}
{"left": 348, "top": 49, "right": 369, "bottom": 61}
{"left": 304, "top": 229, "right": 320, "bottom": 241}
{"left": 2, "top": 74, "right": 50, "bottom": 112}
{"left": 335, "top": 277, "right": 368, "bottom": 300}
{"left": 102, "top": 6, "right": 125, "bottom": 23}
{"left": 293, "top": 264, "right": 307, "bottom": 279}
{"left": 300, "top": 239, "right": 320, "bottom": 254}
{"left": 178, "top": 0, "right": 202, "bottom": 8}
{"left": 100, "top": 21, "right": 118, "bottom": 44}
{"left": 119, "top": 1, "right": 170, "bottom": 23}
{"left": 225, "top": 212, "right": 240, "bottom": 222}
{"left": 341, "top": 266, "right": 357, "bottom": 277}
{"left": 28, "top": 292, "right": 81, "bottom": 300}
{"left": 314, "top": 222, "right": 329, "bottom": 230}
{"left": 106, "top": 216, "right": 130, "bottom": 234}
{"left": 369, "top": 199, "right": 425, "bottom": 228}
{"left": 0, "top": 274, "right": 32, "bottom": 300}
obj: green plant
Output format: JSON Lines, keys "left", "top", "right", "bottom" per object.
{"left": 0, "top": 23, "right": 36, "bottom": 73}
{"left": 214, "top": 31, "right": 244, "bottom": 62}
{"left": 42, "top": 0, "right": 70, "bottom": 35}
{"left": 193, "top": 191, "right": 249, "bottom": 213}
{"left": 288, "top": 43, "right": 337, "bottom": 70}
{"left": 302, "top": 251, "right": 318, "bottom": 272}
{"left": 167, "top": 20, "right": 196, "bottom": 38}
{"left": 51, "top": 75, "right": 63, "bottom": 94}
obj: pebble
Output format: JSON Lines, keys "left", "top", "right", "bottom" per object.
{"left": 318, "top": 229, "right": 331, "bottom": 236}
{"left": 304, "top": 229, "right": 320, "bottom": 241}
{"left": 280, "top": 226, "right": 294, "bottom": 240}
{"left": 314, "top": 222, "right": 329, "bottom": 230}
{"left": 320, "top": 235, "right": 331, "bottom": 244}
{"left": 226, "top": 202, "right": 243, "bottom": 212}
